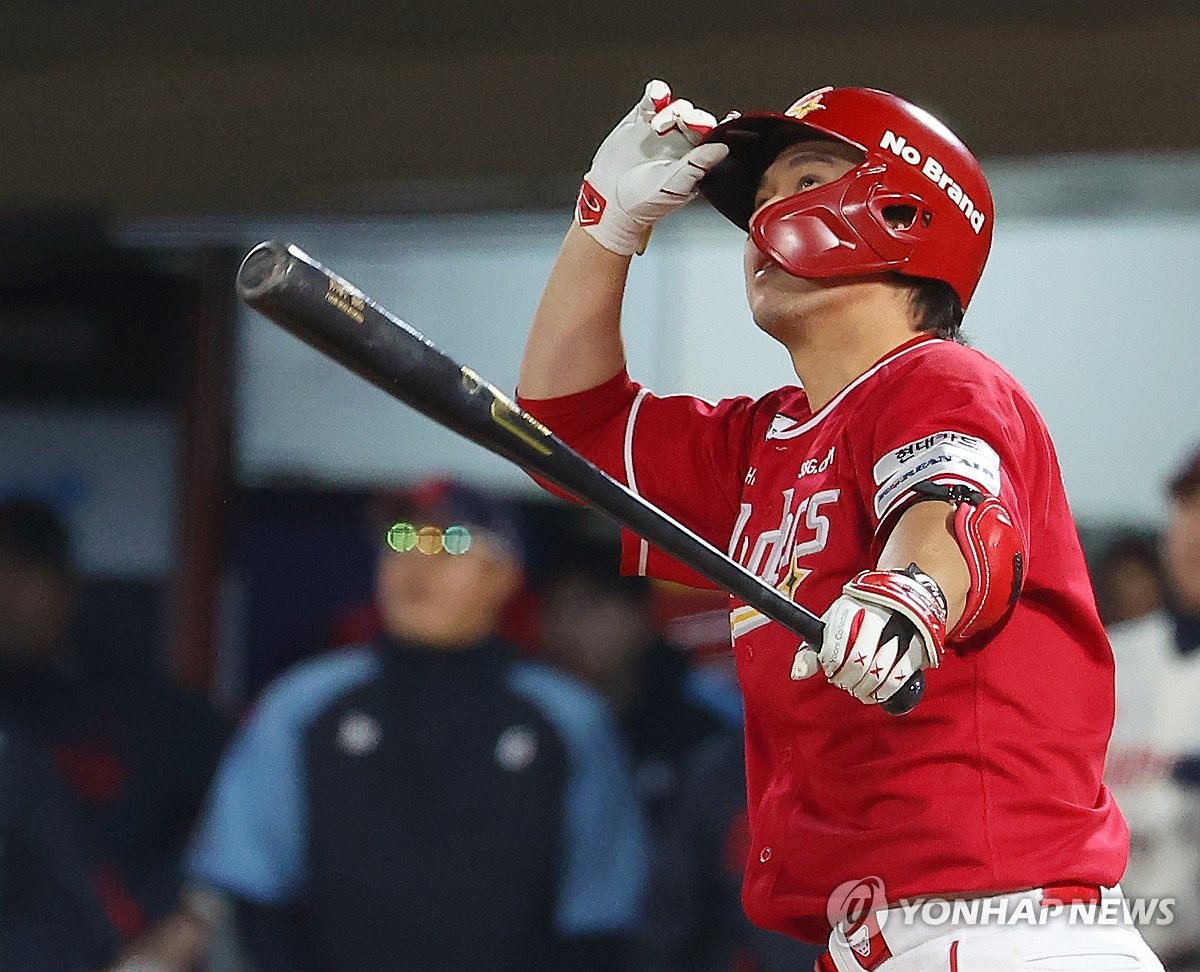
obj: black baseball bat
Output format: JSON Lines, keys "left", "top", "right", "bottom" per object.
{"left": 235, "top": 241, "right": 925, "bottom": 716}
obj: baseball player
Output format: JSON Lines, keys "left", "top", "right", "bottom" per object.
{"left": 517, "top": 82, "right": 1164, "bottom": 970}
{"left": 1106, "top": 448, "right": 1200, "bottom": 962}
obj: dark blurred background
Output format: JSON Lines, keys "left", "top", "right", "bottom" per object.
{"left": 1, "top": 1, "right": 1199, "bottom": 218}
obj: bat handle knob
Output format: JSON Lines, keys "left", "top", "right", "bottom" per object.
{"left": 881, "top": 671, "right": 925, "bottom": 717}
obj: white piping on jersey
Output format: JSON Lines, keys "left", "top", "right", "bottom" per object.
{"left": 625, "top": 387, "right": 652, "bottom": 576}
{"left": 766, "top": 337, "right": 941, "bottom": 440}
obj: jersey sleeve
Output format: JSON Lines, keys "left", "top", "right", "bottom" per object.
{"left": 856, "top": 352, "right": 1034, "bottom": 548}
{"left": 517, "top": 371, "right": 771, "bottom": 587}
{"left": 185, "top": 651, "right": 379, "bottom": 906}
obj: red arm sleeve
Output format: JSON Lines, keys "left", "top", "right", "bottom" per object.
{"left": 517, "top": 371, "right": 771, "bottom": 587}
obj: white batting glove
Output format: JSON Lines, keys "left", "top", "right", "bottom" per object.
{"left": 790, "top": 566, "right": 947, "bottom": 705}
{"left": 577, "top": 80, "right": 730, "bottom": 256}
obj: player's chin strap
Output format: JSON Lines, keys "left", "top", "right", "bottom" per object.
{"left": 911, "top": 481, "right": 1026, "bottom": 642}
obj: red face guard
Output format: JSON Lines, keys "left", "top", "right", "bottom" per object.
{"left": 750, "top": 162, "right": 932, "bottom": 282}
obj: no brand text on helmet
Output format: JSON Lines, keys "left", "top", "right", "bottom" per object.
{"left": 879, "top": 131, "right": 987, "bottom": 235}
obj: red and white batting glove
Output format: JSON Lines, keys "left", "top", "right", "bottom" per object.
{"left": 577, "top": 80, "right": 730, "bottom": 256}
{"left": 790, "top": 565, "right": 947, "bottom": 705}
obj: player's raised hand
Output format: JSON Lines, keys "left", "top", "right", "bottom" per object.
{"left": 576, "top": 80, "right": 730, "bottom": 256}
{"left": 791, "top": 566, "right": 947, "bottom": 706}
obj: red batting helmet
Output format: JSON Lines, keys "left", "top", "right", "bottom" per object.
{"left": 698, "top": 87, "right": 994, "bottom": 307}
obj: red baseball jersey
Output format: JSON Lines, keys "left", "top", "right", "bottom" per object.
{"left": 518, "top": 334, "right": 1127, "bottom": 943}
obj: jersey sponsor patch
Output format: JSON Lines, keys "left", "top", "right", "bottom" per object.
{"left": 872, "top": 431, "right": 1001, "bottom": 521}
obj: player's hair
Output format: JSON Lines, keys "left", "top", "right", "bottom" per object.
{"left": 907, "top": 277, "right": 965, "bottom": 343}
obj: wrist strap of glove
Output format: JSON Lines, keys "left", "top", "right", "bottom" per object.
{"left": 845, "top": 565, "right": 948, "bottom": 668}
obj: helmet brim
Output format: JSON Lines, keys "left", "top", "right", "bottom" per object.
{"left": 699, "top": 113, "right": 857, "bottom": 231}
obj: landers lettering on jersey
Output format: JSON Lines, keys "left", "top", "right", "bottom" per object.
{"left": 728, "top": 488, "right": 839, "bottom": 639}
{"left": 872, "top": 431, "right": 1001, "bottom": 521}
{"left": 879, "top": 130, "right": 987, "bottom": 235}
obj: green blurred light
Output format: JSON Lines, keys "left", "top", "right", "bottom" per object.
{"left": 386, "top": 521, "right": 417, "bottom": 553}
